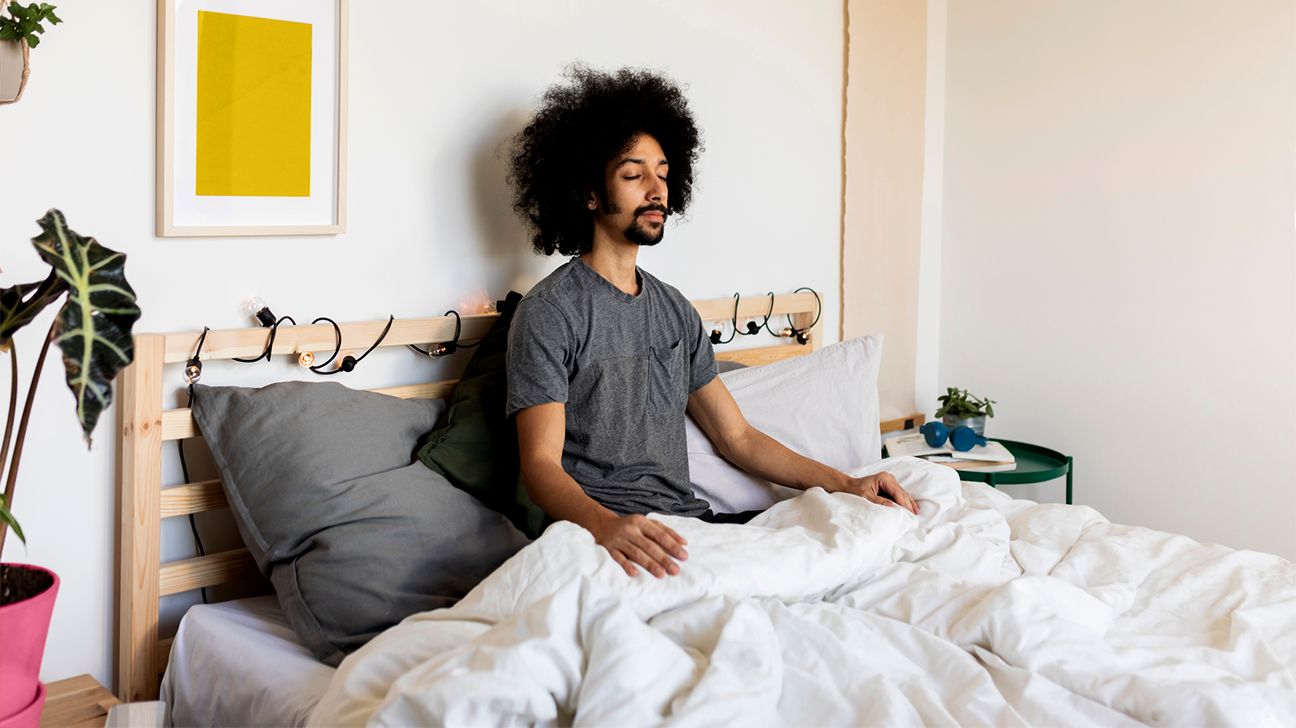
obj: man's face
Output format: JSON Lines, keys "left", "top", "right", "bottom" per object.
{"left": 592, "top": 133, "right": 670, "bottom": 246}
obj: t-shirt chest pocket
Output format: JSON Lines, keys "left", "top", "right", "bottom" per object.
{"left": 647, "top": 339, "right": 687, "bottom": 414}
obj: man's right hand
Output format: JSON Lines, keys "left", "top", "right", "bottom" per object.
{"left": 590, "top": 513, "right": 689, "bottom": 578}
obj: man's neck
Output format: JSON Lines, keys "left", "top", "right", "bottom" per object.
{"left": 581, "top": 234, "right": 641, "bottom": 297}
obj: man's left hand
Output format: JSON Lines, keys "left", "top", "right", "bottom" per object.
{"left": 833, "top": 471, "right": 920, "bottom": 514}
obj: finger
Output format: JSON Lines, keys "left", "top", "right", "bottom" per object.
{"left": 877, "top": 477, "right": 909, "bottom": 507}
{"left": 905, "top": 490, "right": 920, "bottom": 514}
{"left": 899, "top": 492, "right": 918, "bottom": 514}
{"left": 610, "top": 550, "right": 639, "bottom": 577}
{"left": 624, "top": 544, "right": 668, "bottom": 578}
{"left": 866, "top": 494, "right": 896, "bottom": 508}
{"left": 634, "top": 535, "right": 681, "bottom": 576}
{"left": 646, "top": 523, "right": 689, "bottom": 560}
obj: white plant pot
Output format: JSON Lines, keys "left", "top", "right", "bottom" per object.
{"left": 0, "top": 38, "right": 30, "bottom": 104}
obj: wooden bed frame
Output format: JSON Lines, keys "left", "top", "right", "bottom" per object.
{"left": 114, "top": 291, "right": 923, "bottom": 701}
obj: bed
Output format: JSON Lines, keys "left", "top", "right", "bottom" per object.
{"left": 115, "top": 291, "right": 1296, "bottom": 726}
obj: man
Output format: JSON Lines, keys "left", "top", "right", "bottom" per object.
{"left": 505, "top": 66, "right": 918, "bottom": 580}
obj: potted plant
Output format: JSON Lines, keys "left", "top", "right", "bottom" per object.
{"left": 0, "top": 210, "right": 139, "bottom": 728}
{"left": 0, "top": 1, "right": 61, "bottom": 105}
{"left": 935, "top": 387, "right": 996, "bottom": 437}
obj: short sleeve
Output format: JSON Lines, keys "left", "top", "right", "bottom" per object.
{"left": 505, "top": 297, "right": 573, "bottom": 418}
{"left": 687, "top": 312, "right": 718, "bottom": 394}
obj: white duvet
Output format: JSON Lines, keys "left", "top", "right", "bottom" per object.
{"left": 308, "top": 458, "right": 1296, "bottom": 727}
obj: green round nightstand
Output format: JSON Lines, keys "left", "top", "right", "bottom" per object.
{"left": 885, "top": 438, "right": 1074, "bottom": 504}
{"left": 952, "top": 439, "right": 1073, "bottom": 505}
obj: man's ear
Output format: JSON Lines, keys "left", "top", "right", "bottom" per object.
{"left": 585, "top": 191, "right": 598, "bottom": 211}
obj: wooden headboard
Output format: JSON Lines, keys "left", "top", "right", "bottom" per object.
{"left": 114, "top": 290, "right": 921, "bottom": 700}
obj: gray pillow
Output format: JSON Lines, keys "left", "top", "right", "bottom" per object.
{"left": 190, "top": 381, "right": 529, "bottom": 665}
{"left": 716, "top": 359, "right": 749, "bottom": 373}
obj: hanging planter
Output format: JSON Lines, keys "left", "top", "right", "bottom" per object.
{"left": 0, "top": 35, "right": 28, "bottom": 104}
{"left": 0, "top": 1, "right": 61, "bottom": 106}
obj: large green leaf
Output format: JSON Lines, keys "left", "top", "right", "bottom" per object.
{"left": 30, "top": 209, "right": 140, "bottom": 446}
{"left": 0, "top": 272, "right": 67, "bottom": 351}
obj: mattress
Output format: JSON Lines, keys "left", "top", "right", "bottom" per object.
{"left": 161, "top": 596, "right": 335, "bottom": 727}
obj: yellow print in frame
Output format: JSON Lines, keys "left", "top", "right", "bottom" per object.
{"left": 195, "top": 11, "right": 312, "bottom": 197}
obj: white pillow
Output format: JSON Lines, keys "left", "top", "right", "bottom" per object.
{"left": 686, "top": 335, "right": 884, "bottom": 513}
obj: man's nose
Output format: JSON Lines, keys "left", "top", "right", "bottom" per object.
{"left": 648, "top": 177, "right": 666, "bottom": 203}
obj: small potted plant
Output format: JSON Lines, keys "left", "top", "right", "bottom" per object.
{"left": 935, "top": 387, "right": 996, "bottom": 437}
{"left": 0, "top": 1, "right": 61, "bottom": 105}
{"left": 0, "top": 210, "right": 139, "bottom": 728}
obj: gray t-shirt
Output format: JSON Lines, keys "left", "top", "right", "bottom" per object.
{"left": 505, "top": 256, "right": 717, "bottom": 517}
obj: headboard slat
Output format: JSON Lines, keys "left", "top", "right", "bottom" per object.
{"left": 161, "top": 410, "right": 196, "bottom": 441}
{"left": 159, "top": 548, "right": 259, "bottom": 597}
{"left": 159, "top": 481, "right": 226, "bottom": 519}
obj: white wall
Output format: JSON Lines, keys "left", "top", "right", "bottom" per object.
{"left": 0, "top": 0, "right": 844, "bottom": 688}
{"left": 914, "top": 0, "right": 945, "bottom": 416}
{"left": 939, "top": 0, "right": 1296, "bottom": 558}
{"left": 843, "top": 0, "right": 927, "bottom": 421}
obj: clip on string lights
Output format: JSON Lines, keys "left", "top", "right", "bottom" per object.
{"left": 232, "top": 315, "right": 297, "bottom": 363}
{"left": 311, "top": 315, "right": 395, "bottom": 374}
{"left": 409, "top": 310, "right": 484, "bottom": 358}
{"left": 709, "top": 288, "right": 819, "bottom": 346}
{"left": 740, "top": 292, "right": 776, "bottom": 336}
{"left": 780, "top": 287, "right": 821, "bottom": 345}
{"left": 226, "top": 295, "right": 397, "bottom": 374}
{"left": 709, "top": 293, "right": 741, "bottom": 345}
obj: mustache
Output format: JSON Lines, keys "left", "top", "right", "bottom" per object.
{"left": 634, "top": 204, "right": 669, "bottom": 219}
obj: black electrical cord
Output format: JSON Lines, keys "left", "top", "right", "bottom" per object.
{"left": 738, "top": 291, "right": 774, "bottom": 336}
{"left": 710, "top": 294, "right": 740, "bottom": 345}
{"left": 232, "top": 316, "right": 297, "bottom": 363}
{"left": 759, "top": 292, "right": 780, "bottom": 335}
{"left": 408, "top": 310, "right": 484, "bottom": 357}
{"left": 313, "top": 315, "right": 395, "bottom": 374}
{"left": 181, "top": 327, "right": 210, "bottom": 604}
{"left": 309, "top": 317, "right": 343, "bottom": 374}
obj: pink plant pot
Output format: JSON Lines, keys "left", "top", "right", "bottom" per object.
{"left": 0, "top": 683, "right": 44, "bottom": 728}
{"left": 0, "top": 564, "right": 59, "bottom": 727}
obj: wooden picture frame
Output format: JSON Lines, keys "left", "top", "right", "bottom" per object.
{"left": 156, "top": 0, "right": 348, "bottom": 237}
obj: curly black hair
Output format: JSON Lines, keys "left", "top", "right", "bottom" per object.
{"left": 508, "top": 65, "right": 703, "bottom": 257}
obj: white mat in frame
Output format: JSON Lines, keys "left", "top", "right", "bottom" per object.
{"left": 157, "top": 0, "right": 348, "bottom": 236}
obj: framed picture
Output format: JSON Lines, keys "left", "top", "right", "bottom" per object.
{"left": 157, "top": 0, "right": 347, "bottom": 236}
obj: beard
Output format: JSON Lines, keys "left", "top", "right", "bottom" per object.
{"left": 624, "top": 205, "right": 667, "bottom": 246}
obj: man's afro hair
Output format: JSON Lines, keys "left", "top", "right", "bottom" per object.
{"left": 508, "top": 65, "right": 703, "bottom": 257}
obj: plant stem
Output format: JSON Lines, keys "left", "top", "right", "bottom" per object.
{"left": 0, "top": 345, "right": 17, "bottom": 492}
{"left": 0, "top": 318, "right": 55, "bottom": 556}
{"left": 0, "top": 344, "right": 17, "bottom": 556}
{"left": 0, "top": 346, "right": 11, "bottom": 598}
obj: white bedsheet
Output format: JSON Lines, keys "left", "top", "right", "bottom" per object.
{"left": 309, "top": 457, "right": 1296, "bottom": 727}
{"left": 162, "top": 595, "right": 335, "bottom": 727}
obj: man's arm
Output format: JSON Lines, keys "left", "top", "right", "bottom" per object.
{"left": 515, "top": 402, "right": 691, "bottom": 577}
{"left": 685, "top": 377, "right": 919, "bottom": 514}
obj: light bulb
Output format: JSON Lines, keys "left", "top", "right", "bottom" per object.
{"left": 243, "top": 297, "right": 276, "bottom": 327}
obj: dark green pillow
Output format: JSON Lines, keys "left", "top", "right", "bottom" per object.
{"left": 417, "top": 292, "right": 551, "bottom": 538}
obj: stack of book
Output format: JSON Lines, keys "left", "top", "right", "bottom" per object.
{"left": 886, "top": 433, "right": 1017, "bottom": 473}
